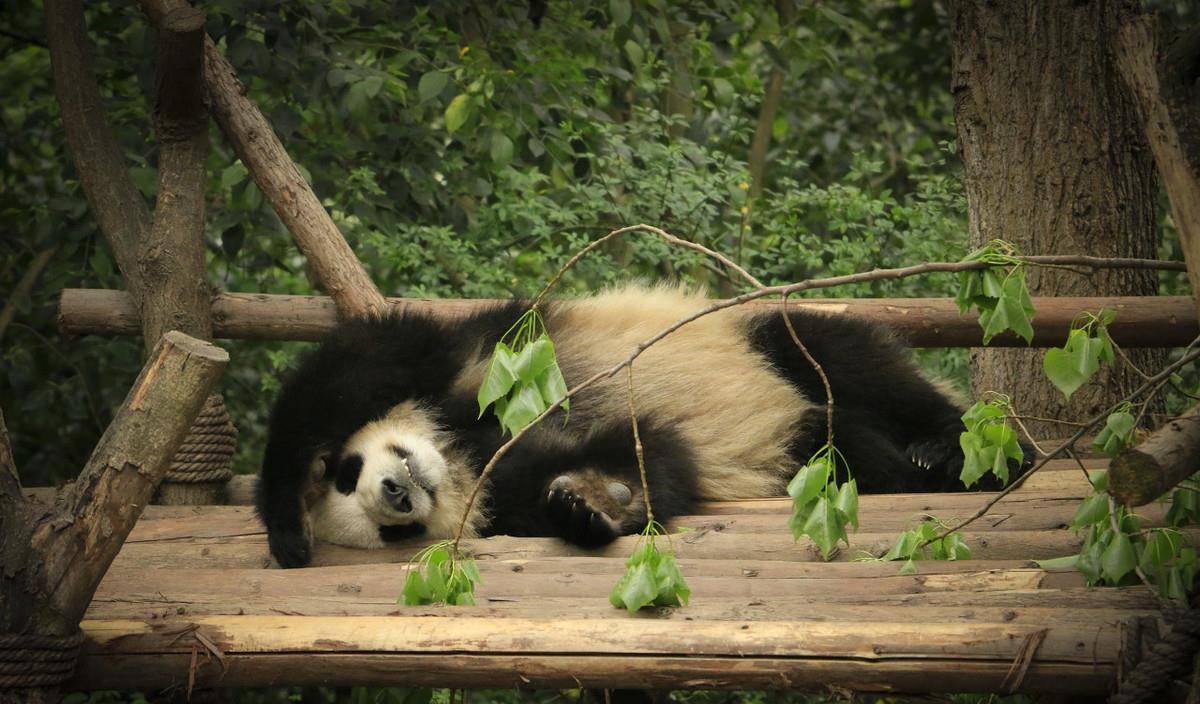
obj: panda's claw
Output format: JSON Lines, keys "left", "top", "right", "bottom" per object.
{"left": 268, "top": 529, "right": 313, "bottom": 569}
{"left": 544, "top": 482, "right": 620, "bottom": 548}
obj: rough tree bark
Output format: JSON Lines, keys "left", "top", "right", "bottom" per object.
{"left": 43, "top": 0, "right": 152, "bottom": 302}
{"left": 951, "top": 0, "right": 1165, "bottom": 436}
{"left": 0, "top": 332, "right": 227, "bottom": 703}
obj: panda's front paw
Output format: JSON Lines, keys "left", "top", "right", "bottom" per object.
{"left": 545, "top": 475, "right": 622, "bottom": 548}
{"left": 268, "top": 528, "right": 313, "bottom": 568}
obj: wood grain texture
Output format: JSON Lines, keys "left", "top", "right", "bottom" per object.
{"left": 57, "top": 288, "right": 1200, "bottom": 347}
{"left": 58, "top": 451, "right": 1169, "bottom": 694}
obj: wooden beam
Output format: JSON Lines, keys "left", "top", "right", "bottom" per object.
{"left": 57, "top": 289, "right": 1200, "bottom": 347}
{"left": 68, "top": 614, "right": 1131, "bottom": 694}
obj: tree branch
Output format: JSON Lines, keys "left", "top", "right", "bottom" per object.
{"left": 137, "top": 0, "right": 386, "bottom": 320}
{"left": 0, "top": 246, "right": 56, "bottom": 344}
{"left": 1110, "top": 403, "right": 1200, "bottom": 506}
{"left": 43, "top": 331, "right": 227, "bottom": 626}
{"left": 44, "top": 0, "right": 151, "bottom": 301}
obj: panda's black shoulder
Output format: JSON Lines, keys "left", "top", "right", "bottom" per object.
{"left": 266, "top": 302, "right": 527, "bottom": 457}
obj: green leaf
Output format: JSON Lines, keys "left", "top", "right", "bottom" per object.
{"left": 418, "top": 71, "right": 448, "bottom": 103}
{"left": 535, "top": 364, "right": 569, "bottom": 410}
{"left": 400, "top": 570, "right": 429, "bottom": 605}
{"left": 787, "top": 458, "right": 830, "bottom": 509}
{"left": 1093, "top": 411, "right": 1135, "bottom": 458}
{"left": 477, "top": 342, "right": 518, "bottom": 417}
{"left": 1043, "top": 346, "right": 1087, "bottom": 400}
{"left": 499, "top": 382, "right": 545, "bottom": 435}
{"left": 1101, "top": 532, "right": 1136, "bottom": 583}
{"left": 220, "top": 162, "right": 248, "bottom": 189}
{"left": 512, "top": 337, "right": 557, "bottom": 381}
{"left": 898, "top": 558, "right": 918, "bottom": 575}
{"left": 835, "top": 479, "right": 859, "bottom": 529}
{"left": 445, "top": 94, "right": 472, "bottom": 133}
{"left": 490, "top": 133, "right": 514, "bottom": 165}
{"left": 610, "top": 0, "right": 631, "bottom": 25}
{"left": 711, "top": 78, "right": 734, "bottom": 105}
{"left": 617, "top": 562, "right": 657, "bottom": 613}
{"left": 623, "top": 39, "right": 644, "bottom": 66}
{"left": 954, "top": 271, "right": 982, "bottom": 314}
{"left": 801, "top": 496, "right": 846, "bottom": 558}
{"left": 1035, "top": 554, "right": 1080, "bottom": 569}
{"left": 1070, "top": 493, "right": 1110, "bottom": 530}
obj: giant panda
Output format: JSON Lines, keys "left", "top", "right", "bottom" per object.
{"left": 258, "top": 284, "right": 1012, "bottom": 568}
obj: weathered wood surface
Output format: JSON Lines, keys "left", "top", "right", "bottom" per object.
{"left": 58, "top": 288, "right": 1200, "bottom": 347}
{"left": 65, "top": 456, "right": 1174, "bottom": 694}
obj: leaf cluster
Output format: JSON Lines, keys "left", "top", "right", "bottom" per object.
{"left": 787, "top": 445, "right": 858, "bottom": 558}
{"left": 399, "top": 542, "right": 481, "bottom": 606}
{"left": 880, "top": 517, "right": 971, "bottom": 575}
{"left": 958, "top": 397, "right": 1023, "bottom": 488}
{"left": 1041, "top": 473, "right": 1197, "bottom": 600}
{"left": 1043, "top": 310, "right": 1116, "bottom": 401}
{"left": 1092, "top": 404, "right": 1136, "bottom": 459}
{"left": 609, "top": 525, "right": 690, "bottom": 613}
{"left": 477, "top": 309, "right": 569, "bottom": 435}
{"left": 953, "top": 243, "right": 1035, "bottom": 345}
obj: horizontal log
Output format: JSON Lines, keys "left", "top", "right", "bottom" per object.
{"left": 88, "top": 561, "right": 1152, "bottom": 621}
{"left": 70, "top": 651, "right": 1120, "bottom": 694}
{"left": 58, "top": 288, "right": 1200, "bottom": 347}
{"left": 69, "top": 614, "right": 1136, "bottom": 693}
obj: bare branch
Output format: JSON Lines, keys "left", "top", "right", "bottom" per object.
{"left": 0, "top": 246, "right": 56, "bottom": 343}
{"left": 44, "top": 0, "right": 151, "bottom": 300}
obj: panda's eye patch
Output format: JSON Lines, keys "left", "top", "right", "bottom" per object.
{"left": 334, "top": 453, "right": 363, "bottom": 495}
{"left": 388, "top": 444, "right": 410, "bottom": 460}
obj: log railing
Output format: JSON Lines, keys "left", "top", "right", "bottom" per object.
{"left": 59, "top": 288, "right": 1200, "bottom": 347}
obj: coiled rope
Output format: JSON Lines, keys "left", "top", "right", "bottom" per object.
{"left": 1111, "top": 604, "right": 1200, "bottom": 704}
{"left": 164, "top": 393, "right": 237, "bottom": 484}
{"left": 0, "top": 630, "right": 84, "bottom": 689}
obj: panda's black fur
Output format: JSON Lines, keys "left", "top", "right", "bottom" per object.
{"left": 258, "top": 285, "right": 1017, "bottom": 568}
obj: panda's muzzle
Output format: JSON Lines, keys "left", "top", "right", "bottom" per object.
{"left": 381, "top": 478, "right": 413, "bottom": 513}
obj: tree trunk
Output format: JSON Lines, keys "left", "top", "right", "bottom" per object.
{"left": 951, "top": 0, "right": 1164, "bottom": 436}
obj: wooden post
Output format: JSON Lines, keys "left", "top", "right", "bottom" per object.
{"left": 0, "top": 332, "right": 227, "bottom": 703}
{"left": 1110, "top": 405, "right": 1200, "bottom": 506}
{"left": 136, "top": 0, "right": 387, "bottom": 320}
{"left": 143, "top": 7, "right": 236, "bottom": 506}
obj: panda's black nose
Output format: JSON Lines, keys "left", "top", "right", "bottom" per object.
{"left": 382, "top": 479, "right": 413, "bottom": 513}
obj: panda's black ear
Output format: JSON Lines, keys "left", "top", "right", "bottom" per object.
{"left": 335, "top": 453, "right": 363, "bottom": 495}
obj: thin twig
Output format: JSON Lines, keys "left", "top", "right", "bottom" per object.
{"left": 1009, "top": 414, "right": 1089, "bottom": 428}
{"left": 781, "top": 293, "right": 834, "bottom": 448}
{"left": 531, "top": 224, "right": 763, "bottom": 308}
{"left": 628, "top": 365, "right": 652, "bottom": 526}
{"left": 1064, "top": 447, "right": 1098, "bottom": 488}
{"left": 926, "top": 337, "right": 1200, "bottom": 547}
{"left": 1008, "top": 411, "right": 1049, "bottom": 457}
{"left": 1112, "top": 340, "right": 1153, "bottom": 381}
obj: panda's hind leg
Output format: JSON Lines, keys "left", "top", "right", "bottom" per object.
{"left": 544, "top": 471, "right": 633, "bottom": 548}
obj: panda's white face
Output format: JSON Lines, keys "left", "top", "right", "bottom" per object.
{"left": 309, "top": 403, "right": 451, "bottom": 549}
{"left": 343, "top": 420, "right": 448, "bottom": 526}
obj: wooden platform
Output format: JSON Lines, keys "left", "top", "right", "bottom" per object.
{"left": 59, "top": 459, "right": 1180, "bottom": 695}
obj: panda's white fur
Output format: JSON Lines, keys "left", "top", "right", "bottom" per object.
{"left": 258, "top": 283, "right": 992, "bottom": 568}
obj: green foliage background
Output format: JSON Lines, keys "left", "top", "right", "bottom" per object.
{"left": 2, "top": 0, "right": 972, "bottom": 485}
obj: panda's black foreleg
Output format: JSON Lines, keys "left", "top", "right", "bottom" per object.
{"left": 484, "top": 419, "right": 699, "bottom": 547}
{"left": 256, "top": 444, "right": 317, "bottom": 568}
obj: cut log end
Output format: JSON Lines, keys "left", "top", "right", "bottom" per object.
{"left": 160, "top": 330, "right": 229, "bottom": 363}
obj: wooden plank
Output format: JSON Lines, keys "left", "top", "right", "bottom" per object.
{"left": 58, "top": 288, "right": 1200, "bottom": 347}
{"left": 88, "top": 562, "right": 1157, "bottom": 620}
{"left": 69, "top": 652, "right": 1122, "bottom": 694}
{"left": 69, "top": 614, "right": 1137, "bottom": 693}
{"left": 109, "top": 524, "right": 1195, "bottom": 570}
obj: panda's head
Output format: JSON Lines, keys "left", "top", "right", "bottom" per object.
{"left": 334, "top": 416, "right": 448, "bottom": 526}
